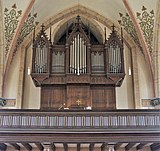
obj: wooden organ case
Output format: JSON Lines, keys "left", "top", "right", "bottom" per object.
{"left": 31, "top": 17, "right": 125, "bottom": 110}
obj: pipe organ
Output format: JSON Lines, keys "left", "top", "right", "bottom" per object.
{"left": 31, "top": 17, "right": 125, "bottom": 110}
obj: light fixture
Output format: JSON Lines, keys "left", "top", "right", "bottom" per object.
{"left": 129, "top": 67, "right": 131, "bottom": 75}
{"left": 27, "top": 67, "right": 31, "bottom": 75}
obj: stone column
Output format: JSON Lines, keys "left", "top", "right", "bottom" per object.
{"left": 131, "top": 46, "right": 141, "bottom": 108}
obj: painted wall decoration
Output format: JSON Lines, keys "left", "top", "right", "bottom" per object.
{"left": 4, "top": 4, "right": 22, "bottom": 57}
{"left": 13, "top": 13, "right": 39, "bottom": 56}
{"left": 136, "top": 6, "right": 154, "bottom": 54}
{"left": 118, "top": 13, "right": 143, "bottom": 53}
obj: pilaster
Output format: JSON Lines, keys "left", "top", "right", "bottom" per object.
{"left": 0, "top": 0, "right": 4, "bottom": 97}
{"left": 16, "top": 45, "right": 26, "bottom": 108}
{"left": 131, "top": 46, "right": 141, "bottom": 108}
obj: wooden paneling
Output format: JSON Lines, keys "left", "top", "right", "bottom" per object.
{"left": 91, "top": 87, "right": 116, "bottom": 109}
{"left": 41, "top": 86, "right": 66, "bottom": 109}
{"left": 41, "top": 85, "right": 115, "bottom": 110}
{"left": 67, "top": 85, "right": 90, "bottom": 108}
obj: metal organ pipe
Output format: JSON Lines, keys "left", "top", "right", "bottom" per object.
{"left": 84, "top": 41, "right": 86, "bottom": 73}
{"left": 70, "top": 42, "right": 72, "bottom": 73}
{"left": 77, "top": 34, "right": 80, "bottom": 75}
{"left": 35, "top": 45, "right": 47, "bottom": 74}
{"left": 69, "top": 34, "right": 87, "bottom": 75}
{"left": 108, "top": 41, "right": 122, "bottom": 73}
{"left": 52, "top": 50, "right": 65, "bottom": 73}
{"left": 74, "top": 36, "right": 77, "bottom": 74}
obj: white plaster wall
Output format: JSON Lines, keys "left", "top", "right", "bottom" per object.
{"left": 3, "top": 50, "right": 20, "bottom": 99}
{"left": 137, "top": 51, "right": 154, "bottom": 101}
{"left": 23, "top": 45, "right": 40, "bottom": 109}
{"left": 116, "top": 45, "right": 134, "bottom": 109}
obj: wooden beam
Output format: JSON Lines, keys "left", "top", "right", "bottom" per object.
{"left": 101, "top": 143, "right": 107, "bottom": 151}
{"left": 89, "top": 143, "right": 94, "bottom": 151}
{"left": 63, "top": 143, "right": 68, "bottom": 151}
{"left": 22, "top": 143, "right": 32, "bottom": 151}
{"left": 136, "top": 143, "right": 146, "bottom": 150}
{"left": 125, "top": 143, "right": 136, "bottom": 151}
{"left": 0, "top": 143, "right": 7, "bottom": 151}
{"left": 77, "top": 143, "right": 80, "bottom": 151}
{"left": 150, "top": 143, "right": 160, "bottom": 151}
{"left": 35, "top": 143, "right": 44, "bottom": 151}
{"left": 114, "top": 143, "right": 123, "bottom": 150}
{"left": 10, "top": 143, "right": 20, "bottom": 150}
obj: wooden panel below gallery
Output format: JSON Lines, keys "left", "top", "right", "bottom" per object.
{"left": 91, "top": 86, "right": 116, "bottom": 109}
{"left": 41, "top": 86, "right": 66, "bottom": 109}
{"left": 66, "top": 85, "right": 90, "bottom": 109}
{"left": 41, "top": 85, "right": 116, "bottom": 110}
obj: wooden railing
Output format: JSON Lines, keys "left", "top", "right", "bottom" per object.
{"left": 0, "top": 109, "right": 160, "bottom": 133}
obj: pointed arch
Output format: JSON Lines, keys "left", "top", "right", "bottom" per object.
{"left": 53, "top": 16, "right": 104, "bottom": 44}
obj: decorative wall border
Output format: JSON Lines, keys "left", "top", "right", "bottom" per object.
{"left": 4, "top": 3, "right": 22, "bottom": 57}
{"left": 136, "top": 6, "right": 154, "bottom": 54}
{"left": 118, "top": 12, "right": 143, "bottom": 53}
{"left": 13, "top": 13, "right": 39, "bottom": 58}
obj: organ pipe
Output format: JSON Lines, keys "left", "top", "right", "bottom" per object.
{"left": 108, "top": 41, "right": 122, "bottom": 73}
{"left": 34, "top": 44, "right": 48, "bottom": 73}
{"left": 69, "top": 34, "right": 87, "bottom": 75}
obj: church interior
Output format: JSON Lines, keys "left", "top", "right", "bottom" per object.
{"left": 0, "top": 0, "right": 160, "bottom": 150}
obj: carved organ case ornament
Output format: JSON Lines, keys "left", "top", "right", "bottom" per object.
{"left": 31, "top": 16, "right": 125, "bottom": 110}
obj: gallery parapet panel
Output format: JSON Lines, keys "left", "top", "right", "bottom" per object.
{"left": 0, "top": 109, "right": 160, "bottom": 133}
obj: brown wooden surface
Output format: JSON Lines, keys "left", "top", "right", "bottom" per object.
{"left": 67, "top": 85, "right": 90, "bottom": 108}
{"left": 41, "top": 86, "right": 66, "bottom": 109}
{"left": 91, "top": 86, "right": 116, "bottom": 109}
{"left": 41, "top": 85, "right": 116, "bottom": 109}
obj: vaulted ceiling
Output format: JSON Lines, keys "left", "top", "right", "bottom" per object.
{"left": 1, "top": 0, "right": 159, "bottom": 80}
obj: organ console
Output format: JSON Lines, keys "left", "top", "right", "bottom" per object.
{"left": 31, "top": 16, "right": 125, "bottom": 110}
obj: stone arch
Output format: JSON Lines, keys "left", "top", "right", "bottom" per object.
{"left": 52, "top": 15, "right": 104, "bottom": 44}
